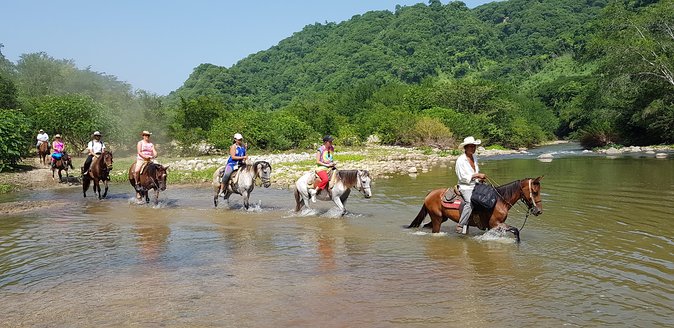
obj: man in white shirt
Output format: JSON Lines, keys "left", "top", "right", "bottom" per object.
{"left": 82, "top": 131, "right": 106, "bottom": 175}
{"left": 36, "top": 129, "right": 49, "bottom": 152}
{"left": 455, "top": 136, "right": 487, "bottom": 234}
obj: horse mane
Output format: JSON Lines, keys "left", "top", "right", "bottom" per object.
{"left": 337, "top": 170, "right": 359, "bottom": 187}
{"left": 495, "top": 180, "right": 522, "bottom": 200}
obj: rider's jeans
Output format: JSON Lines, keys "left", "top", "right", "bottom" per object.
{"left": 458, "top": 187, "right": 473, "bottom": 226}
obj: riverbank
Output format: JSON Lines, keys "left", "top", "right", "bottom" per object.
{"left": 0, "top": 145, "right": 520, "bottom": 193}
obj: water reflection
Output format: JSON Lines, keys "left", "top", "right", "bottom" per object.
{"left": 0, "top": 154, "right": 672, "bottom": 327}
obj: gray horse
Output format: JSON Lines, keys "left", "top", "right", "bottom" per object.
{"left": 212, "top": 161, "right": 272, "bottom": 209}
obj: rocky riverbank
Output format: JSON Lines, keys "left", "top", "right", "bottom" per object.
{"left": 163, "top": 145, "right": 520, "bottom": 189}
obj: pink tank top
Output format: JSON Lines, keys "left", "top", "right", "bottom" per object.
{"left": 137, "top": 141, "right": 154, "bottom": 160}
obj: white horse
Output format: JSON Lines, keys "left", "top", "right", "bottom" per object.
{"left": 294, "top": 169, "right": 372, "bottom": 215}
{"left": 212, "top": 161, "right": 272, "bottom": 209}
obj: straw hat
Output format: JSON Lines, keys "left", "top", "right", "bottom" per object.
{"left": 459, "top": 136, "right": 482, "bottom": 148}
{"left": 233, "top": 133, "right": 243, "bottom": 140}
{"left": 141, "top": 130, "right": 152, "bottom": 136}
{"left": 54, "top": 134, "right": 62, "bottom": 139}
{"left": 93, "top": 131, "right": 102, "bottom": 136}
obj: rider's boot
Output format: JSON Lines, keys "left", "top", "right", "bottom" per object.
{"left": 219, "top": 183, "right": 225, "bottom": 197}
{"left": 134, "top": 173, "right": 143, "bottom": 192}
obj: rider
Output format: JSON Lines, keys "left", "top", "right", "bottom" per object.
{"left": 455, "top": 136, "right": 487, "bottom": 234}
{"left": 311, "top": 135, "right": 335, "bottom": 202}
{"left": 36, "top": 129, "right": 49, "bottom": 153}
{"left": 51, "top": 134, "right": 65, "bottom": 168}
{"left": 134, "top": 130, "right": 157, "bottom": 191}
{"left": 82, "top": 131, "right": 106, "bottom": 175}
{"left": 219, "top": 133, "right": 248, "bottom": 193}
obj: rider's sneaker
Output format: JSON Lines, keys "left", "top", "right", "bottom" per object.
{"left": 310, "top": 190, "right": 317, "bottom": 203}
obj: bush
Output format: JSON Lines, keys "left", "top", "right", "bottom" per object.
{"left": 410, "top": 116, "right": 454, "bottom": 147}
{"left": 0, "top": 109, "right": 31, "bottom": 171}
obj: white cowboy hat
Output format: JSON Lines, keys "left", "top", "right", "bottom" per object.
{"left": 54, "top": 134, "right": 62, "bottom": 138}
{"left": 459, "top": 136, "right": 482, "bottom": 148}
{"left": 141, "top": 130, "right": 152, "bottom": 136}
{"left": 233, "top": 133, "right": 243, "bottom": 140}
{"left": 93, "top": 131, "right": 102, "bottom": 136}
{"left": 39, "top": 129, "right": 44, "bottom": 132}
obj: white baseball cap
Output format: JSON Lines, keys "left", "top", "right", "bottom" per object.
{"left": 233, "top": 133, "right": 243, "bottom": 140}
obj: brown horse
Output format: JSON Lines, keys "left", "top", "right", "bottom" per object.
{"left": 82, "top": 152, "right": 114, "bottom": 199}
{"left": 37, "top": 142, "right": 49, "bottom": 165}
{"left": 407, "top": 177, "right": 544, "bottom": 242}
{"left": 128, "top": 162, "right": 169, "bottom": 205}
{"left": 51, "top": 152, "right": 74, "bottom": 182}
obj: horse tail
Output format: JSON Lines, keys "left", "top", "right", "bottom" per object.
{"left": 407, "top": 204, "right": 428, "bottom": 228}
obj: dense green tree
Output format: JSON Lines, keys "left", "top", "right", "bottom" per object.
{"left": 0, "top": 109, "right": 31, "bottom": 171}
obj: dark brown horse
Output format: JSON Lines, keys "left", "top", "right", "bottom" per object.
{"left": 128, "top": 162, "right": 169, "bottom": 205}
{"left": 407, "top": 177, "right": 544, "bottom": 242}
{"left": 37, "top": 142, "right": 49, "bottom": 165}
{"left": 51, "top": 152, "right": 74, "bottom": 182}
{"left": 82, "top": 152, "right": 114, "bottom": 199}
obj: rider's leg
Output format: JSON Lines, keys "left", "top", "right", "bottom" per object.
{"left": 134, "top": 159, "right": 145, "bottom": 191}
{"left": 82, "top": 155, "right": 93, "bottom": 174}
{"left": 220, "top": 165, "right": 234, "bottom": 194}
{"left": 313, "top": 170, "right": 329, "bottom": 202}
{"left": 457, "top": 188, "right": 473, "bottom": 234}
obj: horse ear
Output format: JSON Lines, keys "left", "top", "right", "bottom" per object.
{"left": 535, "top": 176, "right": 544, "bottom": 182}
{"left": 163, "top": 164, "right": 170, "bottom": 171}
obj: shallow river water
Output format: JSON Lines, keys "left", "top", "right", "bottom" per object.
{"left": 1, "top": 144, "right": 673, "bottom": 327}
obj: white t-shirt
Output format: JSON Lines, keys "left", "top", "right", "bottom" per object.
{"left": 87, "top": 140, "right": 105, "bottom": 154}
{"left": 455, "top": 153, "right": 479, "bottom": 190}
{"left": 36, "top": 133, "right": 49, "bottom": 142}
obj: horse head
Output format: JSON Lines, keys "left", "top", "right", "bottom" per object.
{"left": 102, "top": 152, "right": 114, "bottom": 171}
{"left": 153, "top": 164, "right": 169, "bottom": 191}
{"left": 254, "top": 161, "right": 272, "bottom": 188}
{"left": 521, "top": 176, "right": 543, "bottom": 216}
{"left": 357, "top": 170, "right": 372, "bottom": 198}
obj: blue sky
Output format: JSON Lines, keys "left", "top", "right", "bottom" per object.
{"left": 1, "top": 0, "right": 496, "bottom": 95}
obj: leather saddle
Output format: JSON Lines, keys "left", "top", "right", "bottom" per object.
{"left": 308, "top": 169, "right": 337, "bottom": 199}
{"left": 441, "top": 186, "right": 463, "bottom": 209}
{"left": 217, "top": 165, "right": 244, "bottom": 186}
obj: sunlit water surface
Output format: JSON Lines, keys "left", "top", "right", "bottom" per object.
{"left": 1, "top": 145, "right": 673, "bottom": 327}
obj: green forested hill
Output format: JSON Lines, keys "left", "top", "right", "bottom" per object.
{"left": 171, "top": 0, "right": 608, "bottom": 108}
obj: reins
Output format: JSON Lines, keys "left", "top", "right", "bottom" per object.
{"left": 485, "top": 177, "right": 536, "bottom": 231}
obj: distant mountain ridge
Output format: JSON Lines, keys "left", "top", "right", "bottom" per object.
{"left": 170, "top": 0, "right": 607, "bottom": 108}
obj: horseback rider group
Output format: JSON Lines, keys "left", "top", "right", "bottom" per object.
{"left": 32, "top": 129, "right": 502, "bottom": 237}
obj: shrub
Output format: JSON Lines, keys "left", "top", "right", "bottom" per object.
{"left": 0, "top": 109, "right": 31, "bottom": 171}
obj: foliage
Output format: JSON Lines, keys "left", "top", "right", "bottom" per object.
{"left": 0, "top": 109, "right": 31, "bottom": 171}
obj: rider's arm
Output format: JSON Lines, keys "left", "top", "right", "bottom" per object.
{"left": 315, "top": 149, "right": 332, "bottom": 167}
{"left": 230, "top": 144, "right": 247, "bottom": 160}
{"left": 137, "top": 141, "right": 145, "bottom": 159}
{"left": 87, "top": 142, "right": 95, "bottom": 156}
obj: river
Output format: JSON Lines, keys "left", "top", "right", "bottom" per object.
{"left": 1, "top": 144, "right": 672, "bottom": 327}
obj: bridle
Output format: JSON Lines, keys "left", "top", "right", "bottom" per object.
{"left": 356, "top": 170, "right": 371, "bottom": 196}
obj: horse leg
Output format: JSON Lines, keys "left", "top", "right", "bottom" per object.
{"left": 82, "top": 176, "right": 90, "bottom": 197}
{"left": 294, "top": 188, "right": 303, "bottom": 212}
{"left": 242, "top": 191, "right": 250, "bottom": 210}
{"left": 102, "top": 180, "right": 108, "bottom": 198}
{"left": 154, "top": 190, "right": 159, "bottom": 205}
{"left": 429, "top": 213, "right": 443, "bottom": 233}
{"left": 332, "top": 192, "right": 346, "bottom": 216}
{"left": 214, "top": 186, "right": 220, "bottom": 207}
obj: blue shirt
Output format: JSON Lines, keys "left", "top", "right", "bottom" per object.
{"left": 227, "top": 145, "right": 246, "bottom": 167}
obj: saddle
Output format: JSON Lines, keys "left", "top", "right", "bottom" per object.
{"left": 441, "top": 186, "right": 463, "bottom": 209}
{"left": 308, "top": 169, "right": 338, "bottom": 189}
{"left": 217, "top": 165, "right": 244, "bottom": 187}
{"left": 138, "top": 161, "right": 152, "bottom": 175}
{"left": 441, "top": 186, "right": 489, "bottom": 230}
